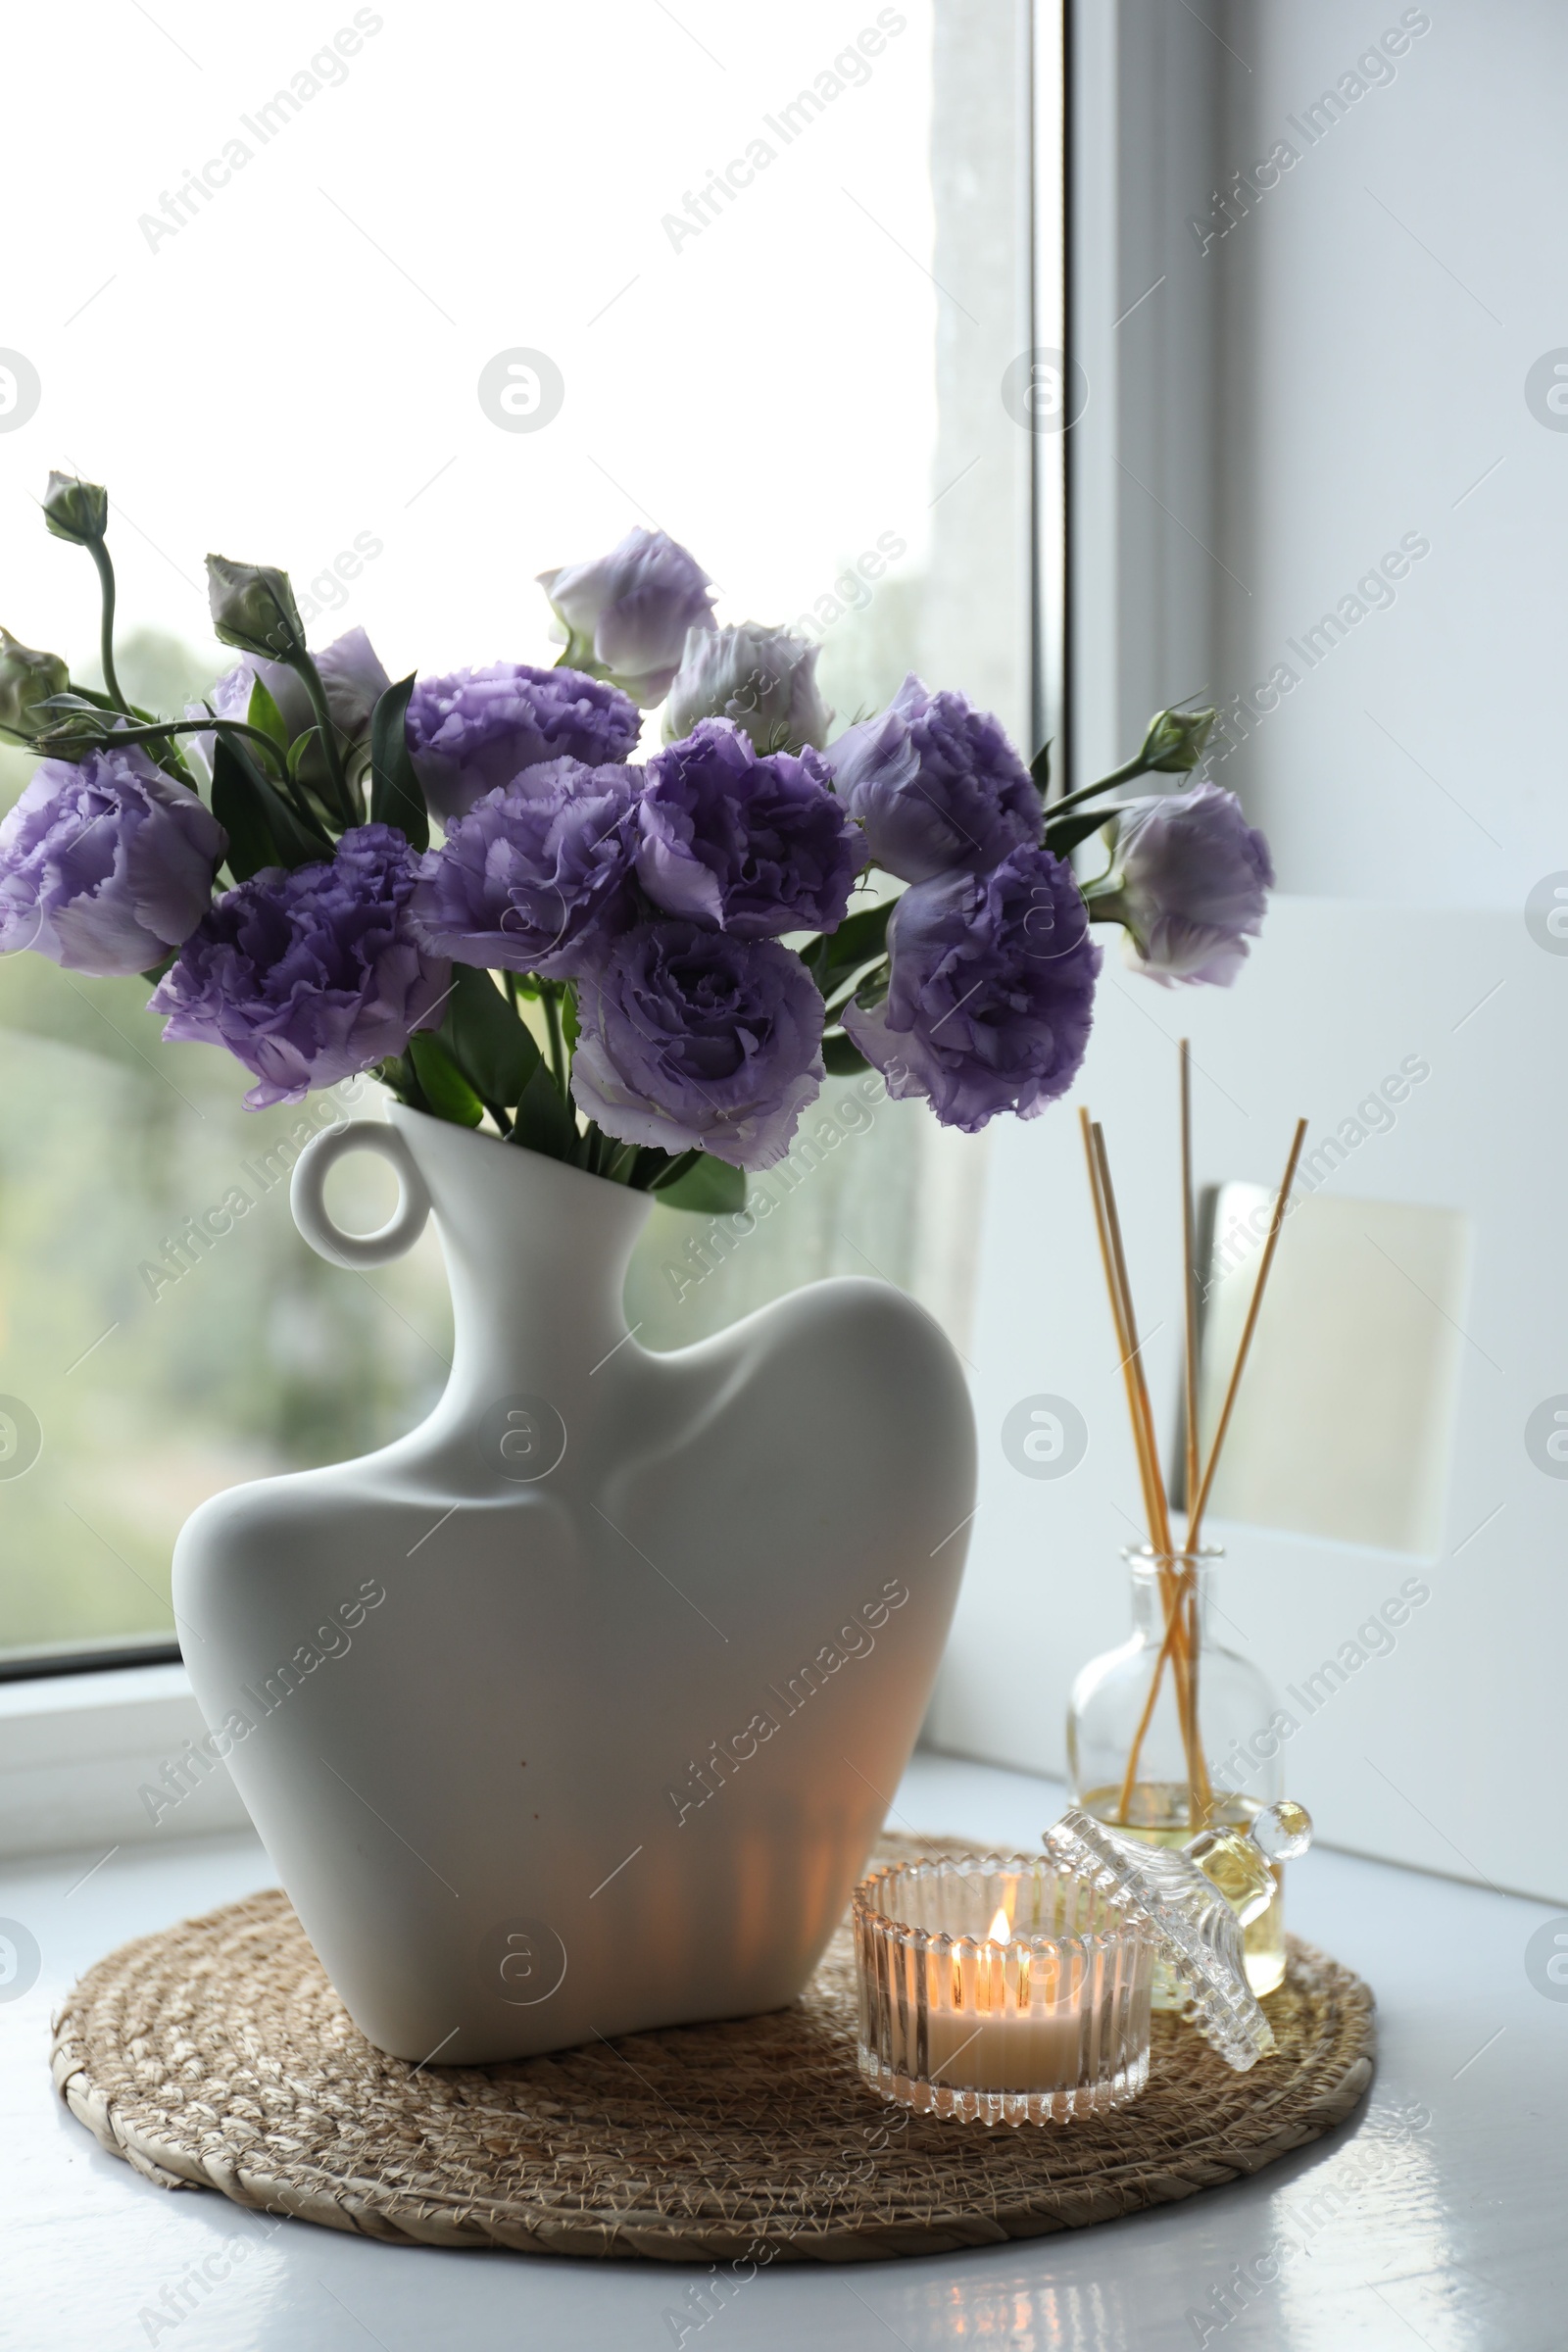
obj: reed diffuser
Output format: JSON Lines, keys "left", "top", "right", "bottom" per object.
{"left": 1066, "top": 1044, "right": 1306, "bottom": 1997}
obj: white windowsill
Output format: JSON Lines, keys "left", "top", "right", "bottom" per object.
{"left": 0, "top": 1662, "right": 250, "bottom": 1860}
{"left": 4, "top": 1749, "right": 1559, "bottom": 2350}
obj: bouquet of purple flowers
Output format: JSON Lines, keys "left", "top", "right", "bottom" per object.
{"left": 0, "top": 475, "right": 1273, "bottom": 1210}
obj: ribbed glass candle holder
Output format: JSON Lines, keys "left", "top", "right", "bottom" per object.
{"left": 853, "top": 1856, "right": 1153, "bottom": 2127}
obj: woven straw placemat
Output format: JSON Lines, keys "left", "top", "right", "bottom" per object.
{"left": 51, "top": 1838, "right": 1375, "bottom": 2262}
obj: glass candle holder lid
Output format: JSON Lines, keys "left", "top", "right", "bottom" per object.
{"left": 1041, "top": 1799, "right": 1313, "bottom": 2072}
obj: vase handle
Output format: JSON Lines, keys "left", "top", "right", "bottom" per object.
{"left": 290, "top": 1120, "right": 432, "bottom": 1268}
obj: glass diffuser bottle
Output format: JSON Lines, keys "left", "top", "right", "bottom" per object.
{"left": 1070, "top": 1054, "right": 1309, "bottom": 2007}
{"left": 1066, "top": 1544, "right": 1289, "bottom": 1999}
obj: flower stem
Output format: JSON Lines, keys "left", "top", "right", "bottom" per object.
{"left": 542, "top": 986, "right": 566, "bottom": 1094}
{"left": 88, "top": 541, "right": 128, "bottom": 714}
{"left": 1043, "top": 763, "right": 1151, "bottom": 823}
{"left": 281, "top": 650, "right": 356, "bottom": 827}
{"left": 68, "top": 713, "right": 293, "bottom": 780}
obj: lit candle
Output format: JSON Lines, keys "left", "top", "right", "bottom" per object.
{"left": 918, "top": 1906, "right": 1098, "bottom": 2094}
{"left": 854, "top": 1856, "right": 1154, "bottom": 2124}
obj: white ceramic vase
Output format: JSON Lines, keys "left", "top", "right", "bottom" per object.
{"left": 172, "top": 1103, "right": 976, "bottom": 2063}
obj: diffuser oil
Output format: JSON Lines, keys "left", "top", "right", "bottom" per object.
{"left": 1076, "top": 1781, "right": 1286, "bottom": 2001}
{"left": 1067, "top": 1551, "right": 1288, "bottom": 2005}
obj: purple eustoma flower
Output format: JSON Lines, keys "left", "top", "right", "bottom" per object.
{"left": 570, "top": 919, "right": 825, "bottom": 1169}
{"left": 1097, "top": 783, "right": 1274, "bottom": 987}
{"left": 409, "top": 759, "right": 640, "bottom": 980}
{"left": 538, "top": 527, "right": 715, "bottom": 706}
{"left": 149, "top": 824, "right": 450, "bottom": 1109}
{"left": 405, "top": 662, "right": 640, "bottom": 826}
{"left": 638, "top": 718, "right": 863, "bottom": 939}
{"left": 823, "top": 673, "right": 1042, "bottom": 885}
{"left": 843, "top": 845, "right": 1101, "bottom": 1133}
{"left": 0, "top": 746, "right": 225, "bottom": 978}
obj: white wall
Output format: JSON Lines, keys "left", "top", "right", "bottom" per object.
{"left": 931, "top": 895, "right": 1568, "bottom": 1901}
{"left": 931, "top": 0, "right": 1568, "bottom": 1895}
{"left": 1210, "top": 0, "right": 1568, "bottom": 909}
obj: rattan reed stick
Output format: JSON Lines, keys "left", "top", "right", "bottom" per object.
{"left": 1114, "top": 1569, "right": 1191, "bottom": 1823}
{"left": 1085, "top": 1116, "right": 1206, "bottom": 1819}
{"left": 1178, "top": 1042, "right": 1204, "bottom": 1821}
{"left": 1180, "top": 1040, "right": 1200, "bottom": 1520}
{"left": 1089, "top": 1123, "right": 1176, "bottom": 1566}
{"left": 1078, "top": 1109, "right": 1167, "bottom": 1552}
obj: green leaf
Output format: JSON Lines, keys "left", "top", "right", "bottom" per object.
{"left": 823, "top": 952, "right": 888, "bottom": 1021}
{"left": 30, "top": 691, "right": 117, "bottom": 756}
{"left": 368, "top": 672, "right": 429, "bottom": 852}
{"left": 260, "top": 778, "right": 333, "bottom": 866}
{"left": 626, "top": 1146, "right": 673, "bottom": 1190}
{"left": 1044, "top": 806, "right": 1123, "bottom": 859}
{"left": 286, "top": 725, "right": 323, "bottom": 778}
{"left": 377, "top": 1051, "right": 429, "bottom": 1113}
{"left": 53, "top": 684, "right": 122, "bottom": 715}
{"left": 822, "top": 1030, "right": 871, "bottom": 1076}
{"left": 443, "top": 965, "right": 541, "bottom": 1111}
{"left": 1030, "top": 740, "right": 1053, "bottom": 796}
{"left": 850, "top": 956, "right": 890, "bottom": 1014}
{"left": 806, "top": 899, "right": 894, "bottom": 996}
{"left": 246, "top": 674, "right": 291, "bottom": 754}
{"left": 510, "top": 1061, "right": 580, "bottom": 1163}
{"left": 408, "top": 1032, "right": 484, "bottom": 1126}
{"left": 211, "top": 733, "right": 332, "bottom": 879}
{"left": 655, "top": 1152, "right": 747, "bottom": 1214}
{"left": 560, "top": 981, "right": 580, "bottom": 1060}
{"left": 599, "top": 1141, "right": 643, "bottom": 1184}
{"left": 210, "top": 735, "right": 280, "bottom": 882}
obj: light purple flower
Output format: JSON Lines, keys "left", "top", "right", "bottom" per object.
{"left": 405, "top": 662, "right": 640, "bottom": 826}
{"left": 186, "top": 627, "right": 392, "bottom": 791}
{"left": 571, "top": 920, "right": 824, "bottom": 1169}
{"left": 307, "top": 626, "right": 393, "bottom": 742}
{"left": 823, "top": 672, "right": 1041, "bottom": 883}
{"left": 538, "top": 528, "right": 715, "bottom": 706}
{"left": 638, "top": 718, "right": 863, "bottom": 939}
{"left": 149, "top": 824, "right": 450, "bottom": 1109}
{"left": 662, "top": 623, "right": 832, "bottom": 756}
{"left": 1097, "top": 783, "right": 1274, "bottom": 987}
{"left": 0, "top": 746, "right": 225, "bottom": 977}
{"left": 843, "top": 845, "right": 1100, "bottom": 1133}
{"left": 409, "top": 759, "right": 640, "bottom": 979}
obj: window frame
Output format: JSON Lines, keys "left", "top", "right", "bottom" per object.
{"left": 0, "top": 1637, "right": 181, "bottom": 1687}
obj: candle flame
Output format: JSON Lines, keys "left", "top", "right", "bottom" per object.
{"left": 987, "top": 1905, "right": 1011, "bottom": 1944}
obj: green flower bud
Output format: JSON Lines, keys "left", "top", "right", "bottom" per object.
{"left": 42, "top": 471, "right": 109, "bottom": 546}
{"left": 1137, "top": 704, "right": 1217, "bottom": 774}
{"left": 205, "top": 555, "right": 306, "bottom": 663}
{"left": 29, "top": 698, "right": 114, "bottom": 759}
{"left": 0, "top": 628, "right": 71, "bottom": 744}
